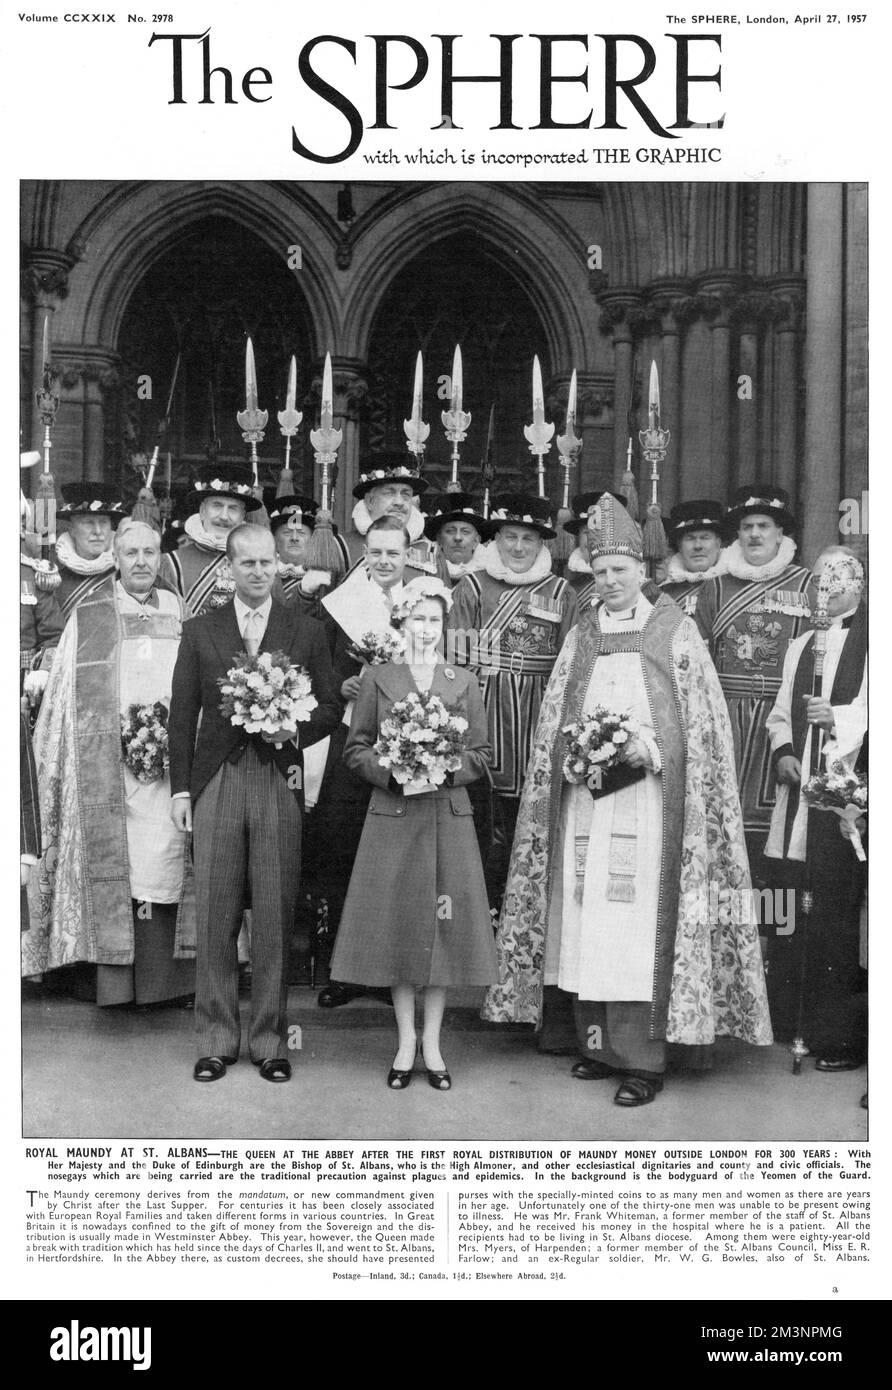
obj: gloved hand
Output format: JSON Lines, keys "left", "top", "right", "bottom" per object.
{"left": 23, "top": 669, "right": 49, "bottom": 706}
{"left": 299, "top": 569, "right": 332, "bottom": 595}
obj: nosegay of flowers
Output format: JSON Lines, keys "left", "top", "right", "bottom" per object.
{"left": 802, "top": 760, "right": 868, "bottom": 861}
{"left": 562, "top": 706, "right": 640, "bottom": 791}
{"left": 350, "top": 629, "right": 406, "bottom": 665}
{"left": 218, "top": 649, "right": 318, "bottom": 736}
{"left": 374, "top": 690, "right": 469, "bottom": 787}
{"left": 120, "top": 701, "right": 170, "bottom": 782}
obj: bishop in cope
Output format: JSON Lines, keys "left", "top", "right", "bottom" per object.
{"left": 482, "top": 495, "right": 772, "bottom": 1107}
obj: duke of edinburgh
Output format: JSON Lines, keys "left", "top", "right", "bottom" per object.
{"left": 694, "top": 484, "right": 812, "bottom": 869}
{"left": 447, "top": 492, "right": 577, "bottom": 901}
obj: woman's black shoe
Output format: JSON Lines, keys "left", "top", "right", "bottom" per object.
{"left": 387, "top": 1066, "right": 413, "bottom": 1090}
{"left": 318, "top": 982, "right": 367, "bottom": 1008}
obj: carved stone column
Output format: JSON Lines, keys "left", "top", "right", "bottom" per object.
{"left": 767, "top": 276, "right": 805, "bottom": 503}
{"left": 49, "top": 351, "right": 121, "bottom": 487}
{"left": 597, "top": 290, "right": 641, "bottom": 493}
{"left": 698, "top": 274, "right": 744, "bottom": 502}
{"left": 23, "top": 251, "right": 72, "bottom": 452}
{"left": 309, "top": 358, "right": 369, "bottom": 536}
{"left": 730, "top": 292, "right": 771, "bottom": 488}
{"left": 81, "top": 363, "right": 121, "bottom": 484}
{"left": 802, "top": 185, "right": 845, "bottom": 565}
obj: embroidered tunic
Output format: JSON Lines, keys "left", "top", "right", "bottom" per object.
{"left": 448, "top": 569, "right": 577, "bottom": 797}
{"left": 695, "top": 563, "right": 811, "bottom": 835}
{"left": 20, "top": 557, "right": 64, "bottom": 668}
{"left": 660, "top": 576, "right": 708, "bottom": 617}
{"left": 167, "top": 538, "right": 235, "bottom": 616}
{"left": 57, "top": 562, "right": 118, "bottom": 620}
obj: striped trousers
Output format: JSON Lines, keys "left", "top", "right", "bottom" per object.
{"left": 192, "top": 746, "right": 301, "bottom": 1061}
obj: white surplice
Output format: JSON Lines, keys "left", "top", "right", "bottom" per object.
{"left": 544, "top": 596, "right": 663, "bottom": 1001}
{"left": 117, "top": 584, "right": 187, "bottom": 903}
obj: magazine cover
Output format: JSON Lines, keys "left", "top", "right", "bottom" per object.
{"left": 4, "top": 0, "right": 886, "bottom": 1357}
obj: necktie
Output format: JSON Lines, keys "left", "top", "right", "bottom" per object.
{"left": 244, "top": 609, "right": 263, "bottom": 656}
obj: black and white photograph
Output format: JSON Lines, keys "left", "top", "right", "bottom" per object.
{"left": 5, "top": 2, "right": 887, "bottom": 1325}
{"left": 19, "top": 177, "right": 868, "bottom": 1141}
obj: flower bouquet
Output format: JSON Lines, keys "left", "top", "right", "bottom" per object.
{"left": 218, "top": 649, "right": 317, "bottom": 737}
{"left": 374, "top": 690, "right": 468, "bottom": 794}
{"left": 349, "top": 629, "right": 405, "bottom": 666}
{"left": 562, "top": 705, "right": 644, "bottom": 799}
{"left": 121, "top": 701, "right": 170, "bottom": 782}
{"left": 802, "top": 760, "right": 867, "bottom": 861}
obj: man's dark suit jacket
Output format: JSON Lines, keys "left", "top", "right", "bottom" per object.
{"left": 168, "top": 598, "right": 340, "bottom": 803}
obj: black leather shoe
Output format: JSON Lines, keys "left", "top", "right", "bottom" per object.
{"left": 317, "top": 981, "right": 367, "bottom": 1008}
{"left": 571, "top": 1059, "right": 614, "bottom": 1081}
{"left": 614, "top": 1076, "right": 664, "bottom": 1107}
{"left": 257, "top": 1058, "right": 291, "bottom": 1082}
{"left": 387, "top": 1066, "right": 413, "bottom": 1090}
{"left": 426, "top": 1068, "right": 451, "bottom": 1091}
{"left": 194, "top": 1055, "right": 236, "bottom": 1083}
{"left": 815, "top": 1057, "right": 864, "bottom": 1072}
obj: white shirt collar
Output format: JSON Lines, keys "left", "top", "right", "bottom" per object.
{"left": 233, "top": 594, "right": 272, "bottom": 629}
{"left": 365, "top": 571, "right": 405, "bottom": 602}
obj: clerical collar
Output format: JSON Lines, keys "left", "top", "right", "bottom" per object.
{"left": 825, "top": 599, "right": 861, "bottom": 630}
{"left": 606, "top": 605, "right": 637, "bottom": 622}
